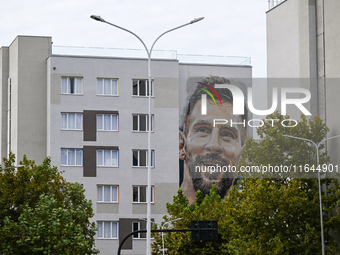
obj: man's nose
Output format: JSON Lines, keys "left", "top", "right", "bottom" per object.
{"left": 205, "top": 128, "right": 222, "bottom": 154}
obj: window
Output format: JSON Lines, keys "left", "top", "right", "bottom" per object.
{"left": 97, "top": 185, "right": 118, "bottom": 202}
{"left": 97, "top": 78, "right": 118, "bottom": 95}
{"left": 97, "top": 114, "right": 118, "bottom": 131}
{"left": 133, "top": 221, "right": 147, "bottom": 239}
{"left": 61, "top": 149, "right": 83, "bottom": 166}
{"left": 61, "top": 77, "right": 83, "bottom": 94}
{"left": 97, "top": 149, "right": 119, "bottom": 167}
{"left": 132, "top": 221, "right": 154, "bottom": 238}
{"left": 133, "top": 150, "right": 155, "bottom": 167}
{"left": 132, "top": 79, "right": 154, "bottom": 96}
{"left": 133, "top": 185, "right": 154, "bottom": 203}
{"left": 132, "top": 114, "right": 154, "bottom": 132}
{"left": 61, "top": 113, "right": 82, "bottom": 130}
{"left": 97, "top": 221, "right": 118, "bottom": 239}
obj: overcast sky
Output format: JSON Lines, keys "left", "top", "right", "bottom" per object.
{"left": 0, "top": 0, "right": 268, "bottom": 77}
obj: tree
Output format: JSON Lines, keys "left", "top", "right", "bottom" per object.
{"left": 151, "top": 187, "right": 227, "bottom": 255}
{"left": 223, "top": 112, "right": 340, "bottom": 254}
{"left": 0, "top": 153, "right": 99, "bottom": 255}
{"left": 154, "top": 113, "right": 340, "bottom": 254}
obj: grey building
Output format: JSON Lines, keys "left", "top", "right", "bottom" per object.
{"left": 266, "top": 0, "right": 340, "bottom": 168}
{"left": 0, "top": 35, "right": 252, "bottom": 254}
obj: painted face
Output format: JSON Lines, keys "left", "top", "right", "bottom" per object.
{"left": 185, "top": 100, "right": 245, "bottom": 198}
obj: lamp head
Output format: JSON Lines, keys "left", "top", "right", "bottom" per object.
{"left": 90, "top": 15, "right": 105, "bottom": 22}
{"left": 191, "top": 17, "right": 204, "bottom": 24}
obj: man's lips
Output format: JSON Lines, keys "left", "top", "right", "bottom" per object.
{"left": 201, "top": 161, "right": 227, "bottom": 166}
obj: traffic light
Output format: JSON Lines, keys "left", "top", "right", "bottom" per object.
{"left": 191, "top": 220, "right": 218, "bottom": 241}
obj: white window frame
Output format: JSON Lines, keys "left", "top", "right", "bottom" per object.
{"left": 132, "top": 79, "right": 154, "bottom": 97}
{"left": 97, "top": 221, "right": 119, "bottom": 239}
{"left": 132, "top": 149, "right": 155, "bottom": 167}
{"left": 61, "top": 149, "right": 83, "bottom": 166}
{"left": 61, "top": 113, "right": 83, "bottom": 130}
{"left": 97, "top": 114, "right": 119, "bottom": 131}
{"left": 97, "top": 78, "right": 119, "bottom": 96}
{"left": 133, "top": 185, "right": 154, "bottom": 203}
{"left": 132, "top": 114, "right": 154, "bottom": 132}
{"left": 97, "top": 185, "right": 119, "bottom": 203}
{"left": 61, "top": 77, "right": 83, "bottom": 94}
{"left": 97, "top": 149, "right": 119, "bottom": 167}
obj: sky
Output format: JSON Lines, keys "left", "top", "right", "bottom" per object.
{"left": 0, "top": 0, "right": 268, "bottom": 77}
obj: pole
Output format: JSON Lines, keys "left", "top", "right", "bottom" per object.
{"left": 90, "top": 15, "right": 204, "bottom": 255}
{"left": 0, "top": 165, "right": 25, "bottom": 171}
{"left": 316, "top": 146, "right": 325, "bottom": 255}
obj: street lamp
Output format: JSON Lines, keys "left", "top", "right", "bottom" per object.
{"left": 159, "top": 218, "right": 182, "bottom": 255}
{"left": 90, "top": 15, "right": 204, "bottom": 255}
{"left": 139, "top": 218, "right": 182, "bottom": 255}
{"left": 0, "top": 165, "right": 25, "bottom": 171}
{"left": 283, "top": 134, "right": 340, "bottom": 255}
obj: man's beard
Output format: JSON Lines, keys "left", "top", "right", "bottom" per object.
{"left": 188, "top": 153, "right": 234, "bottom": 199}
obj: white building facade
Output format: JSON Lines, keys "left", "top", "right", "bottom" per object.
{"left": 0, "top": 35, "right": 252, "bottom": 254}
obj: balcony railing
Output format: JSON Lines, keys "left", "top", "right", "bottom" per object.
{"left": 50, "top": 45, "right": 251, "bottom": 66}
{"left": 268, "top": 0, "right": 285, "bottom": 10}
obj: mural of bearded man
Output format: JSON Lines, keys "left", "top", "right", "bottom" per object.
{"left": 179, "top": 76, "right": 247, "bottom": 204}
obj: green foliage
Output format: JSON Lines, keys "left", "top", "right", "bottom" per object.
{"left": 152, "top": 187, "right": 227, "bottom": 255}
{"left": 222, "top": 178, "right": 336, "bottom": 254}
{"left": 227, "top": 112, "right": 340, "bottom": 254}
{"left": 0, "top": 153, "right": 99, "bottom": 254}
{"left": 154, "top": 113, "right": 340, "bottom": 254}
{"left": 240, "top": 112, "right": 329, "bottom": 179}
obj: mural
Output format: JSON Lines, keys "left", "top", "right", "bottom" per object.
{"left": 179, "top": 76, "right": 248, "bottom": 204}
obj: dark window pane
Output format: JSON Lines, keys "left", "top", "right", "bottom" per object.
{"left": 133, "top": 151, "right": 139, "bottom": 166}
{"left": 140, "top": 150, "right": 147, "bottom": 166}
{"left": 140, "top": 221, "right": 146, "bottom": 230}
{"left": 133, "top": 115, "right": 138, "bottom": 130}
{"left": 133, "top": 222, "right": 139, "bottom": 238}
{"left": 140, "top": 221, "right": 146, "bottom": 238}
{"left": 133, "top": 187, "right": 138, "bottom": 202}
{"left": 69, "top": 78, "right": 75, "bottom": 94}
{"left": 139, "top": 80, "right": 146, "bottom": 96}
{"left": 140, "top": 115, "right": 147, "bottom": 131}
{"left": 140, "top": 186, "right": 146, "bottom": 202}
{"left": 133, "top": 80, "right": 138, "bottom": 95}
{"left": 151, "top": 150, "right": 155, "bottom": 167}
{"left": 151, "top": 186, "right": 154, "bottom": 202}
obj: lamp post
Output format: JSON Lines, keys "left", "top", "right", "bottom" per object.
{"left": 139, "top": 218, "right": 182, "bottom": 255}
{"left": 0, "top": 165, "right": 24, "bottom": 171}
{"left": 90, "top": 15, "right": 204, "bottom": 255}
{"left": 160, "top": 218, "right": 182, "bottom": 255}
{"left": 283, "top": 134, "right": 340, "bottom": 255}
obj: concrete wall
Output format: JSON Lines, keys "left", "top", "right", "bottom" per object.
{"left": 323, "top": 1, "right": 340, "bottom": 171}
{"left": 266, "top": 0, "right": 318, "bottom": 118}
{"left": 266, "top": 0, "right": 340, "bottom": 172}
{"left": 8, "top": 36, "right": 51, "bottom": 163}
{"left": 0, "top": 47, "right": 9, "bottom": 161}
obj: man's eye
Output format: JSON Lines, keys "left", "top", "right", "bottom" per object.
{"left": 220, "top": 130, "right": 236, "bottom": 139}
{"left": 196, "top": 126, "right": 211, "bottom": 134}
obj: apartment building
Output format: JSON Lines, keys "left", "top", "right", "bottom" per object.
{"left": 0, "top": 35, "right": 252, "bottom": 254}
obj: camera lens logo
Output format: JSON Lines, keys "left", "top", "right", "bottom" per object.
{"left": 198, "top": 82, "right": 222, "bottom": 115}
{"left": 200, "top": 83, "right": 311, "bottom": 116}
